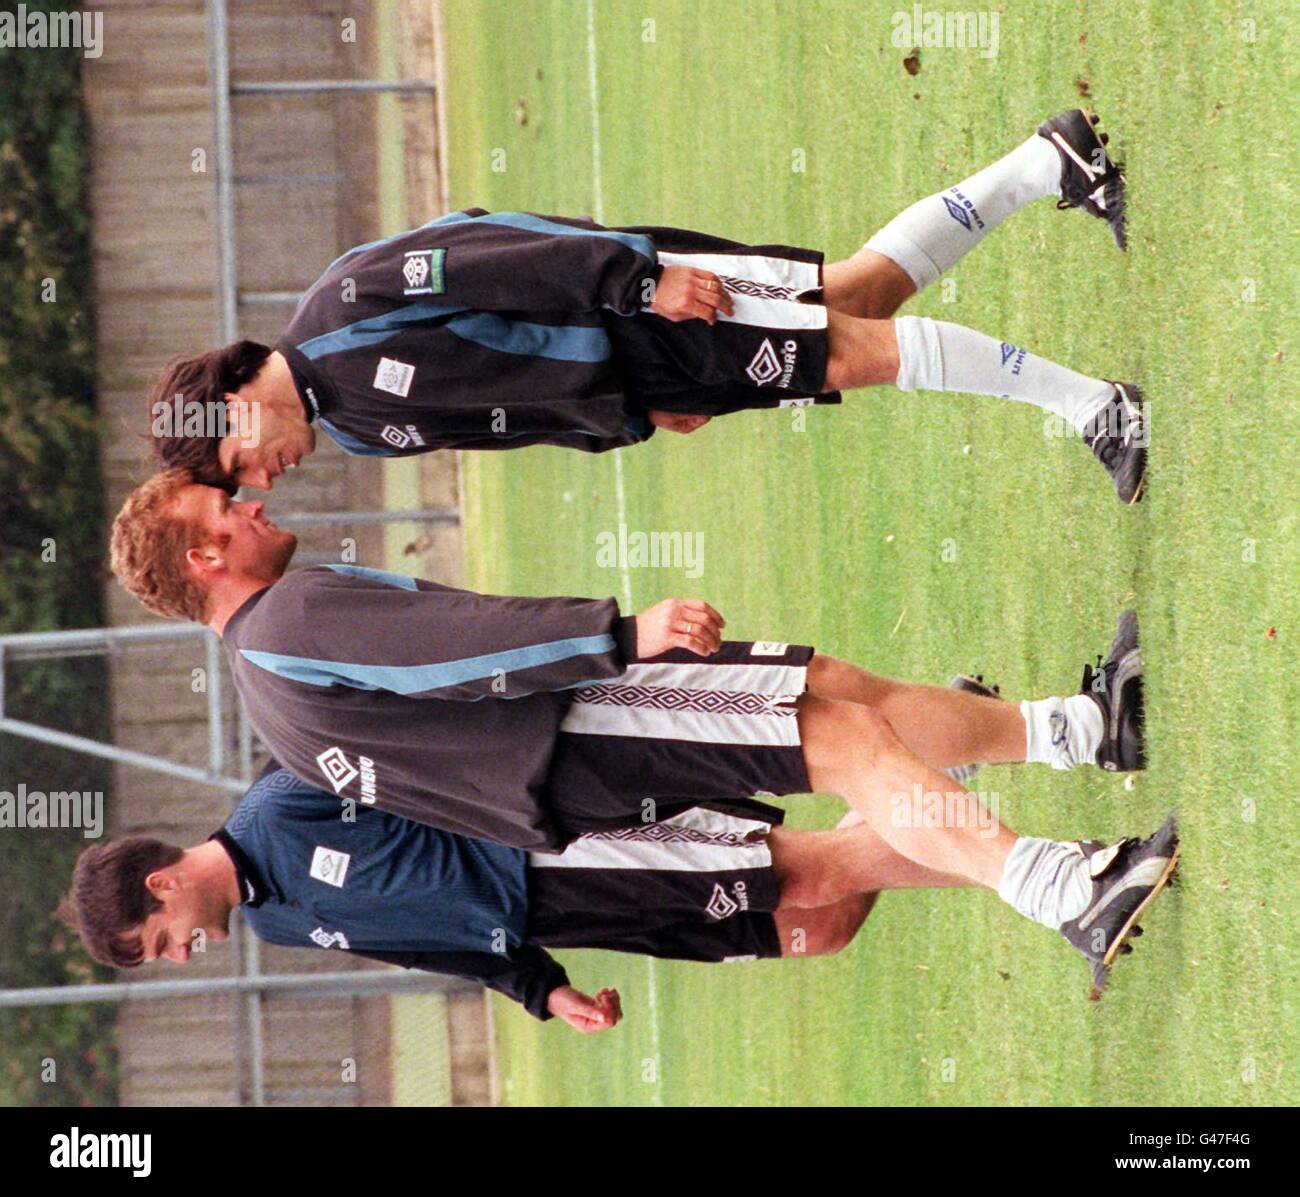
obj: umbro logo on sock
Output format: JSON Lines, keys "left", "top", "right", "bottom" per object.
{"left": 943, "top": 195, "right": 973, "bottom": 230}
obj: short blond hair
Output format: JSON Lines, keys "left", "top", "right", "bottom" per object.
{"left": 110, "top": 468, "right": 214, "bottom": 622}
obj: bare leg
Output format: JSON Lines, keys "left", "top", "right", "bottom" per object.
{"left": 772, "top": 898, "right": 875, "bottom": 957}
{"left": 766, "top": 815, "right": 971, "bottom": 957}
{"left": 806, "top": 653, "right": 1026, "bottom": 769}
{"left": 768, "top": 822, "right": 969, "bottom": 908}
{"left": 796, "top": 694, "right": 1018, "bottom": 888}
{"left": 823, "top": 249, "right": 917, "bottom": 319}
{"left": 820, "top": 309, "right": 901, "bottom": 390}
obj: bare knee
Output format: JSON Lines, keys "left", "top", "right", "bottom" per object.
{"left": 821, "top": 313, "right": 900, "bottom": 392}
{"left": 836, "top": 701, "right": 899, "bottom": 762}
{"left": 774, "top": 895, "right": 874, "bottom": 957}
{"left": 799, "top": 696, "right": 901, "bottom": 791}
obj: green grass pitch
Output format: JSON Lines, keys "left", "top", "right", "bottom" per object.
{"left": 429, "top": 0, "right": 1297, "bottom": 1105}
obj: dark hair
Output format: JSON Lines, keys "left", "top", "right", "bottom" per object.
{"left": 146, "top": 340, "right": 273, "bottom": 493}
{"left": 61, "top": 838, "right": 185, "bottom": 967}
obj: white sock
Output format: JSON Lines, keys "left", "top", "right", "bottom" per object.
{"left": 864, "top": 135, "right": 1061, "bottom": 290}
{"left": 894, "top": 315, "right": 1116, "bottom": 434}
{"left": 1019, "top": 695, "right": 1105, "bottom": 771}
{"left": 998, "top": 836, "right": 1092, "bottom": 928}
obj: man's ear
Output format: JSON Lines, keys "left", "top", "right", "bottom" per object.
{"left": 185, "top": 544, "right": 223, "bottom": 577}
{"left": 144, "top": 869, "right": 179, "bottom": 899}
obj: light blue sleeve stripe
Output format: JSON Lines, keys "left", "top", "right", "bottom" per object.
{"left": 240, "top": 633, "right": 617, "bottom": 696}
{"left": 322, "top": 564, "right": 419, "bottom": 590}
{"left": 317, "top": 419, "right": 394, "bottom": 457}
{"left": 426, "top": 210, "right": 655, "bottom": 260}
{"left": 445, "top": 313, "right": 611, "bottom": 363}
{"left": 317, "top": 210, "right": 652, "bottom": 282}
{"left": 297, "top": 298, "right": 465, "bottom": 360}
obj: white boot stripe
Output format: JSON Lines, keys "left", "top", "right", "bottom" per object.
{"left": 1050, "top": 130, "right": 1102, "bottom": 181}
{"left": 1078, "top": 856, "right": 1171, "bottom": 931}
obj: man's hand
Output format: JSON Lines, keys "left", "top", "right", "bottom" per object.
{"left": 635, "top": 597, "right": 725, "bottom": 658}
{"left": 650, "top": 265, "right": 735, "bottom": 324}
{"left": 547, "top": 985, "right": 623, "bottom": 1033}
{"left": 648, "top": 410, "right": 713, "bottom": 435}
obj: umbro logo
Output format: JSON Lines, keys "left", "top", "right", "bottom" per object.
{"left": 943, "top": 195, "right": 973, "bottom": 230}
{"left": 381, "top": 423, "right": 427, "bottom": 450}
{"left": 705, "top": 884, "right": 739, "bottom": 920}
{"left": 704, "top": 880, "right": 750, "bottom": 920}
{"left": 1000, "top": 342, "right": 1026, "bottom": 375}
{"left": 746, "top": 338, "right": 782, "bottom": 385}
{"left": 401, "top": 247, "right": 446, "bottom": 296}
{"left": 309, "top": 926, "right": 350, "bottom": 949}
{"left": 316, "top": 746, "right": 358, "bottom": 793}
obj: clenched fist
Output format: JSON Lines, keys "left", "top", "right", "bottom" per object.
{"left": 547, "top": 985, "right": 623, "bottom": 1033}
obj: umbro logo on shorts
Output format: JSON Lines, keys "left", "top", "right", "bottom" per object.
{"left": 746, "top": 338, "right": 782, "bottom": 385}
{"left": 705, "top": 880, "right": 750, "bottom": 920}
{"left": 746, "top": 338, "right": 799, "bottom": 388}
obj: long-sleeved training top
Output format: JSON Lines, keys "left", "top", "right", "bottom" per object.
{"left": 277, "top": 209, "right": 661, "bottom": 455}
{"left": 274, "top": 208, "right": 837, "bottom": 457}
{"left": 222, "top": 564, "right": 639, "bottom": 852}
{"left": 213, "top": 764, "right": 569, "bottom": 1020}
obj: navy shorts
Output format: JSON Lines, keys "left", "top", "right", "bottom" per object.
{"left": 542, "top": 640, "right": 815, "bottom": 844}
{"left": 605, "top": 225, "right": 843, "bottom": 415}
{"left": 525, "top": 804, "right": 786, "bottom": 962}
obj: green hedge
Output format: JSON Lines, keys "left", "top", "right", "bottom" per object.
{"left": 0, "top": 4, "right": 117, "bottom": 1108}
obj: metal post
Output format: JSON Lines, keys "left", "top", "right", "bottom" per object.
{"left": 205, "top": 629, "right": 224, "bottom": 777}
{"left": 0, "top": 718, "right": 247, "bottom": 795}
{"left": 231, "top": 79, "right": 434, "bottom": 96}
{"left": 0, "top": 972, "right": 473, "bottom": 1006}
{"left": 273, "top": 508, "right": 459, "bottom": 527}
{"left": 207, "top": 0, "right": 238, "bottom": 343}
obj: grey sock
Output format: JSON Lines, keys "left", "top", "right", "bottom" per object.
{"left": 997, "top": 836, "right": 1092, "bottom": 928}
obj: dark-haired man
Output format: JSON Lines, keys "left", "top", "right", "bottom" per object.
{"left": 66, "top": 765, "right": 1179, "bottom": 1027}
{"left": 65, "top": 767, "right": 914, "bottom": 1030}
{"left": 108, "top": 470, "right": 1170, "bottom": 993}
{"left": 147, "top": 111, "right": 1146, "bottom": 503}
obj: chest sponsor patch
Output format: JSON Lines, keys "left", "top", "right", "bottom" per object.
{"left": 402, "top": 247, "right": 446, "bottom": 296}
{"left": 374, "top": 357, "right": 416, "bottom": 398}
{"left": 309, "top": 846, "right": 351, "bottom": 887}
{"left": 750, "top": 641, "right": 789, "bottom": 656}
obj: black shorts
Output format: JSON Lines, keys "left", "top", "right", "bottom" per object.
{"left": 524, "top": 804, "right": 785, "bottom": 962}
{"left": 543, "top": 640, "right": 814, "bottom": 843}
{"left": 606, "top": 225, "right": 843, "bottom": 415}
